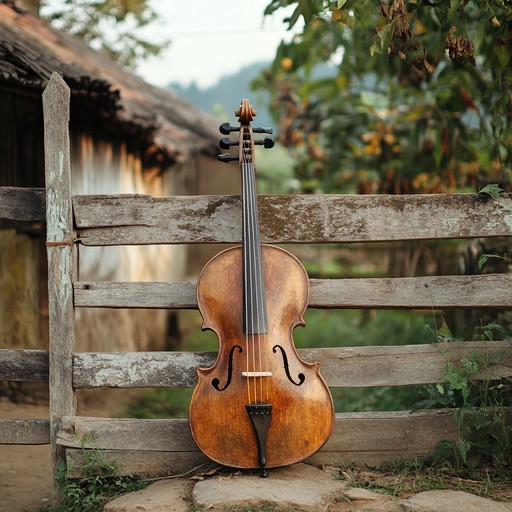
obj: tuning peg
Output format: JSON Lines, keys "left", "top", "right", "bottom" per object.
{"left": 219, "top": 137, "right": 239, "bottom": 150}
{"left": 218, "top": 154, "right": 238, "bottom": 163}
{"left": 253, "top": 127, "right": 273, "bottom": 134}
{"left": 255, "top": 137, "right": 275, "bottom": 149}
{"left": 219, "top": 123, "right": 240, "bottom": 135}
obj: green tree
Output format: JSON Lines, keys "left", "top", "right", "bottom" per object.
{"left": 256, "top": 0, "right": 512, "bottom": 194}
{"left": 40, "top": 0, "right": 168, "bottom": 68}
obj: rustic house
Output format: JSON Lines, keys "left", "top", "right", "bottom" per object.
{"left": 0, "top": 2, "right": 236, "bottom": 353}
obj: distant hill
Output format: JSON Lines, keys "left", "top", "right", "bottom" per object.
{"left": 168, "top": 61, "right": 274, "bottom": 128}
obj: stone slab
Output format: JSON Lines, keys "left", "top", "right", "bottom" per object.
{"left": 192, "top": 463, "right": 346, "bottom": 511}
{"left": 400, "top": 490, "right": 512, "bottom": 512}
{"left": 103, "top": 479, "right": 192, "bottom": 512}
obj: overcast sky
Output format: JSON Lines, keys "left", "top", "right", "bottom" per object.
{"left": 136, "top": 1, "right": 299, "bottom": 89}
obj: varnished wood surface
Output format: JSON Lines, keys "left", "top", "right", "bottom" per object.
{"left": 189, "top": 245, "right": 334, "bottom": 469}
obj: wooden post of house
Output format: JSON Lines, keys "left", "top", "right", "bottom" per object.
{"left": 42, "top": 72, "right": 76, "bottom": 501}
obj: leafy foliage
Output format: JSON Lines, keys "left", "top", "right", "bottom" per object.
{"left": 415, "top": 321, "right": 512, "bottom": 471}
{"left": 48, "top": 438, "right": 145, "bottom": 512}
{"left": 256, "top": 0, "right": 512, "bottom": 193}
{"left": 41, "top": 0, "right": 168, "bottom": 68}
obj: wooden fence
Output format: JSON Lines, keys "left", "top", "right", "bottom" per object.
{"left": 1, "top": 73, "right": 512, "bottom": 496}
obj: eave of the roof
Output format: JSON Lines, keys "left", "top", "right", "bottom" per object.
{"left": 0, "top": 3, "right": 219, "bottom": 163}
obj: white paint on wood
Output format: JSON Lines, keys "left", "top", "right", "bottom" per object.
{"left": 71, "top": 341, "right": 512, "bottom": 389}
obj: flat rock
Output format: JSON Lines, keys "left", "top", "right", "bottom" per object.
{"left": 192, "top": 463, "right": 346, "bottom": 511}
{"left": 342, "top": 488, "right": 386, "bottom": 501}
{"left": 103, "top": 479, "right": 192, "bottom": 512}
{"left": 400, "top": 490, "right": 512, "bottom": 512}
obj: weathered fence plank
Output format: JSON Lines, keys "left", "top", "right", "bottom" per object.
{"left": 0, "top": 419, "right": 50, "bottom": 444}
{"left": 66, "top": 450, "right": 208, "bottom": 479}
{"left": 73, "top": 274, "right": 512, "bottom": 310}
{"left": 65, "top": 447, "right": 440, "bottom": 478}
{"left": 0, "top": 349, "right": 49, "bottom": 382}
{"left": 73, "top": 193, "right": 512, "bottom": 245}
{"left": 61, "top": 409, "right": 457, "bottom": 476}
{"left": 0, "top": 187, "right": 46, "bottom": 221}
{"left": 43, "top": 71, "right": 76, "bottom": 497}
{"left": 72, "top": 341, "right": 512, "bottom": 389}
{"left": 3, "top": 342, "right": 509, "bottom": 390}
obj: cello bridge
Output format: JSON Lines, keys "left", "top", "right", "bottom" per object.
{"left": 241, "top": 371, "right": 273, "bottom": 378}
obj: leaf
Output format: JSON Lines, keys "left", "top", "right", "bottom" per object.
{"left": 436, "top": 317, "right": 454, "bottom": 342}
{"left": 496, "top": 45, "right": 512, "bottom": 69}
{"left": 478, "top": 253, "right": 500, "bottom": 270}
{"left": 287, "top": 0, "right": 320, "bottom": 29}
{"left": 478, "top": 183, "right": 503, "bottom": 199}
{"left": 338, "top": 0, "right": 348, "bottom": 7}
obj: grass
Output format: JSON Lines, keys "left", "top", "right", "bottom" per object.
{"left": 44, "top": 445, "right": 147, "bottom": 512}
{"left": 335, "top": 458, "right": 512, "bottom": 502}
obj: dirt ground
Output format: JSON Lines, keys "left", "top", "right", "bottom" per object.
{"left": 0, "top": 400, "right": 52, "bottom": 512}
{"left": 0, "top": 389, "right": 136, "bottom": 512}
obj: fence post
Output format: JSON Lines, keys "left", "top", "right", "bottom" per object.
{"left": 42, "top": 72, "right": 76, "bottom": 502}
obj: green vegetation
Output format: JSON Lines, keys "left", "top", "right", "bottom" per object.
{"left": 125, "top": 387, "right": 193, "bottom": 420}
{"left": 256, "top": 0, "right": 512, "bottom": 194}
{"left": 41, "top": 0, "right": 168, "bottom": 68}
{"left": 46, "top": 437, "right": 146, "bottom": 512}
{"left": 337, "top": 458, "right": 511, "bottom": 501}
{"left": 415, "top": 322, "right": 511, "bottom": 472}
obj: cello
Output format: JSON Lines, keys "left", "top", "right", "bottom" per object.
{"left": 189, "top": 99, "right": 334, "bottom": 475}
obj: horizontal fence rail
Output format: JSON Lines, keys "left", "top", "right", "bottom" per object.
{"left": 73, "top": 274, "right": 512, "bottom": 310}
{"left": 0, "top": 187, "right": 46, "bottom": 221}
{"left": 60, "top": 409, "right": 459, "bottom": 477}
{"left": 0, "top": 349, "right": 49, "bottom": 382}
{"left": 0, "top": 419, "right": 50, "bottom": 444}
{"left": 72, "top": 342, "right": 512, "bottom": 389}
{"left": 73, "top": 193, "right": 512, "bottom": 245}
{"left": 2, "top": 342, "right": 510, "bottom": 390}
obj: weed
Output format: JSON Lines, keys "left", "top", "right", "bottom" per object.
{"left": 415, "top": 321, "right": 512, "bottom": 472}
{"left": 45, "top": 436, "right": 146, "bottom": 512}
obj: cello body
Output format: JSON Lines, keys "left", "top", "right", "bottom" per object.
{"left": 189, "top": 245, "right": 334, "bottom": 469}
{"left": 188, "top": 99, "right": 334, "bottom": 471}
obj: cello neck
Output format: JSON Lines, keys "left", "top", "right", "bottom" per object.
{"left": 241, "top": 160, "right": 268, "bottom": 335}
{"left": 218, "top": 98, "right": 274, "bottom": 335}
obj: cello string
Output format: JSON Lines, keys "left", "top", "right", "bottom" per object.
{"left": 240, "top": 157, "right": 256, "bottom": 404}
{"left": 248, "top": 157, "right": 265, "bottom": 403}
{"left": 242, "top": 144, "right": 252, "bottom": 404}
{"left": 243, "top": 151, "right": 257, "bottom": 403}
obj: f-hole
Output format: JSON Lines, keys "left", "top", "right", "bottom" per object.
{"left": 212, "top": 345, "right": 242, "bottom": 391}
{"left": 272, "top": 345, "right": 305, "bottom": 386}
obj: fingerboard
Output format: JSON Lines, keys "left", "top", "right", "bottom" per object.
{"left": 241, "top": 162, "right": 268, "bottom": 335}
